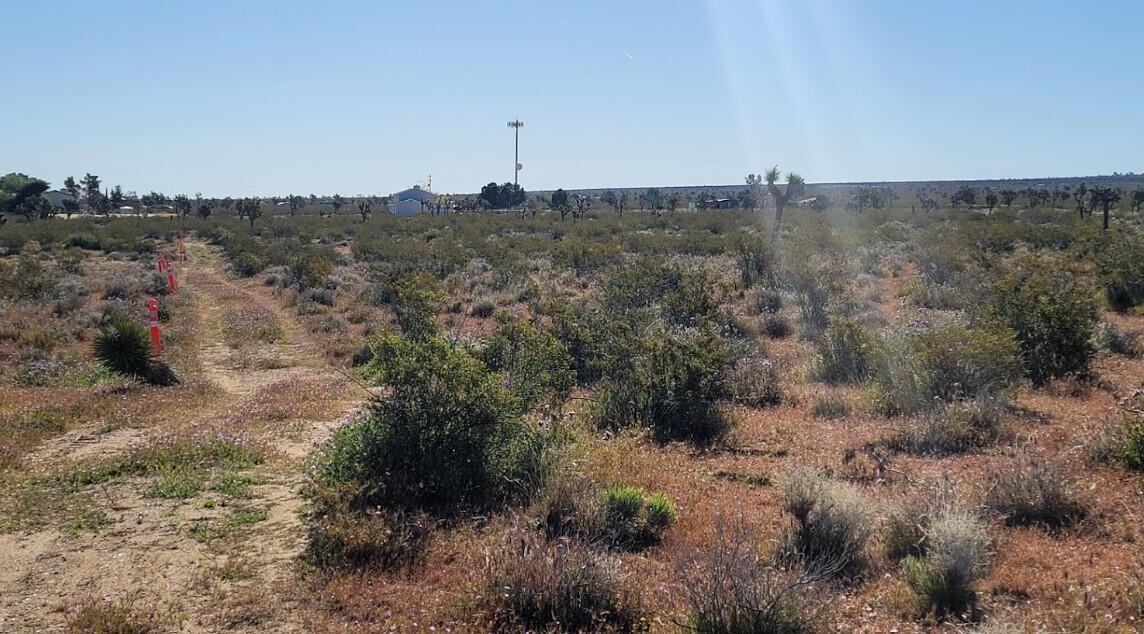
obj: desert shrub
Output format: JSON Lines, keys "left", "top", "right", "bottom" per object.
{"left": 469, "top": 299, "right": 496, "bottom": 318}
{"left": 777, "top": 468, "right": 872, "bottom": 578}
{"left": 732, "top": 232, "right": 774, "bottom": 289}
{"left": 761, "top": 314, "right": 792, "bottom": 339}
{"left": 0, "top": 254, "right": 58, "bottom": 301}
{"left": 63, "top": 232, "right": 102, "bottom": 250}
{"left": 289, "top": 252, "right": 333, "bottom": 290}
{"left": 985, "top": 457, "right": 1086, "bottom": 529}
{"left": 231, "top": 251, "right": 266, "bottom": 277}
{"left": 727, "top": 352, "right": 782, "bottom": 407}
{"left": 304, "top": 485, "right": 430, "bottom": 571}
{"left": 1088, "top": 393, "right": 1144, "bottom": 472}
{"left": 547, "top": 302, "right": 613, "bottom": 385}
{"left": 592, "top": 329, "right": 733, "bottom": 447}
{"left": 901, "top": 508, "right": 991, "bottom": 621}
{"left": 987, "top": 256, "right": 1099, "bottom": 385}
{"left": 477, "top": 531, "right": 640, "bottom": 633}
{"left": 600, "top": 256, "right": 718, "bottom": 328}
{"left": 812, "top": 319, "right": 881, "bottom": 384}
{"left": 1098, "top": 230, "right": 1144, "bottom": 312}
{"left": 753, "top": 288, "right": 783, "bottom": 315}
{"left": 810, "top": 393, "right": 849, "bottom": 420}
{"left": 480, "top": 317, "right": 574, "bottom": 411}
{"left": 93, "top": 316, "right": 178, "bottom": 386}
{"left": 1091, "top": 321, "right": 1140, "bottom": 357}
{"left": 887, "top": 397, "right": 1005, "bottom": 455}
{"left": 787, "top": 253, "right": 849, "bottom": 340}
{"left": 873, "top": 322, "right": 1021, "bottom": 415}
{"left": 678, "top": 519, "right": 819, "bottom": 634}
{"left": 313, "top": 331, "right": 553, "bottom": 515}
{"left": 379, "top": 273, "right": 443, "bottom": 339}
{"left": 597, "top": 486, "right": 676, "bottom": 551}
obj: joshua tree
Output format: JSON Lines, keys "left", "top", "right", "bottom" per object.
{"left": 331, "top": 194, "right": 345, "bottom": 216}
{"left": 1131, "top": 190, "right": 1144, "bottom": 213}
{"left": 745, "top": 173, "right": 765, "bottom": 211}
{"left": 357, "top": 199, "right": 371, "bottom": 222}
{"left": 999, "top": 189, "right": 1018, "bottom": 207}
{"left": 288, "top": 194, "right": 305, "bottom": 216}
{"left": 173, "top": 194, "right": 191, "bottom": 219}
{"left": 573, "top": 194, "right": 592, "bottom": 220}
{"left": 765, "top": 166, "right": 804, "bottom": 261}
{"left": 984, "top": 191, "right": 998, "bottom": 213}
{"left": 1089, "top": 187, "right": 1121, "bottom": 231}
{"left": 551, "top": 188, "right": 571, "bottom": 220}
{"left": 1073, "top": 183, "right": 1089, "bottom": 218}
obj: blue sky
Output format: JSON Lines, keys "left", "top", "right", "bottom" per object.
{"left": 3, "top": 1, "right": 1142, "bottom": 196}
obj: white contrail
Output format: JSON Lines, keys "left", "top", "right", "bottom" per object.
{"left": 623, "top": 50, "right": 635, "bottom": 61}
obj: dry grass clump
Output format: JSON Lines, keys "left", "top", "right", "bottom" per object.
{"left": 676, "top": 519, "right": 821, "bottom": 633}
{"left": 810, "top": 393, "right": 849, "bottom": 420}
{"left": 776, "top": 468, "right": 872, "bottom": 578}
{"left": 220, "top": 305, "right": 282, "bottom": 347}
{"left": 900, "top": 507, "right": 991, "bottom": 621}
{"left": 66, "top": 596, "right": 169, "bottom": 633}
{"left": 727, "top": 353, "right": 782, "bottom": 408}
{"left": 887, "top": 397, "right": 1006, "bottom": 455}
{"left": 985, "top": 457, "right": 1087, "bottom": 529}
{"left": 475, "top": 529, "right": 642, "bottom": 633}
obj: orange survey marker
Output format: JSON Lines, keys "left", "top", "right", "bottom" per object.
{"left": 157, "top": 256, "right": 177, "bottom": 294}
{"left": 147, "top": 297, "right": 162, "bottom": 355}
{"left": 177, "top": 237, "right": 186, "bottom": 263}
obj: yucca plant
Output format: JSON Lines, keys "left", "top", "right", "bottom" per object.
{"left": 94, "top": 316, "right": 152, "bottom": 378}
{"left": 93, "top": 316, "right": 179, "bottom": 386}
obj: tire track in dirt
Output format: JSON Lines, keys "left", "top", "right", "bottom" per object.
{"left": 0, "top": 242, "right": 362, "bottom": 633}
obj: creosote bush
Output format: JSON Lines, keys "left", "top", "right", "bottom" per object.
{"left": 901, "top": 508, "right": 991, "bottom": 621}
{"left": 985, "top": 457, "right": 1087, "bottom": 529}
{"left": 987, "top": 256, "right": 1099, "bottom": 385}
{"left": 873, "top": 322, "right": 1020, "bottom": 415}
{"left": 777, "top": 468, "right": 872, "bottom": 578}
{"left": 480, "top": 316, "right": 574, "bottom": 412}
{"left": 592, "top": 329, "right": 733, "bottom": 447}
{"left": 312, "top": 331, "right": 554, "bottom": 516}
{"left": 477, "top": 530, "right": 641, "bottom": 633}
{"left": 812, "top": 319, "right": 881, "bottom": 384}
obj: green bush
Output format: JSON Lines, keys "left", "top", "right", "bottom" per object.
{"left": 379, "top": 273, "right": 443, "bottom": 339}
{"left": 777, "top": 468, "right": 872, "bottom": 578}
{"left": 732, "top": 232, "right": 774, "bottom": 289}
{"left": 592, "top": 329, "right": 733, "bottom": 447}
{"left": 987, "top": 256, "right": 1099, "bottom": 385}
{"left": 902, "top": 508, "right": 991, "bottom": 621}
{"left": 477, "top": 531, "right": 641, "bottom": 633}
{"left": 289, "top": 252, "right": 333, "bottom": 290}
{"left": 480, "top": 317, "right": 574, "bottom": 411}
{"left": 312, "top": 332, "right": 553, "bottom": 515}
{"left": 812, "top": 319, "right": 881, "bottom": 384}
{"left": 1098, "top": 230, "right": 1144, "bottom": 312}
{"left": 753, "top": 288, "right": 783, "bottom": 315}
{"left": 873, "top": 322, "right": 1021, "bottom": 415}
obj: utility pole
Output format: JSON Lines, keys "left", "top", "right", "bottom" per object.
{"left": 507, "top": 119, "right": 524, "bottom": 187}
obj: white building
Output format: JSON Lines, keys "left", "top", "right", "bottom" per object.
{"left": 389, "top": 186, "right": 434, "bottom": 216}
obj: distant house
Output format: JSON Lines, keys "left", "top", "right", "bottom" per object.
{"left": 42, "top": 190, "right": 77, "bottom": 210}
{"left": 707, "top": 198, "right": 735, "bottom": 209}
{"left": 389, "top": 185, "right": 434, "bottom": 216}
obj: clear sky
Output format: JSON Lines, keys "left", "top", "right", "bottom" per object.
{"left": 4, "top": 1, "right": 1142, "bottom": 196}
